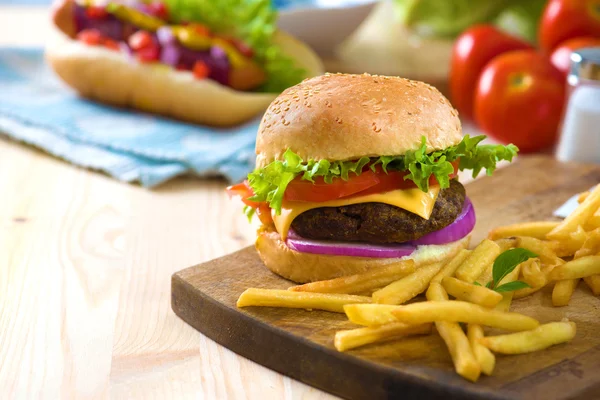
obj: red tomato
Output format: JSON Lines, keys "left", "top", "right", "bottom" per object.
{"left": 147, "top": 2, "right": 169, "bottom": 20}
{"left": 550, "top": 36, "right": 600, "bottom": 77}
{"left": 137, "top": 46, "right": 160, "bottom": 63}
{"left": 227, "top": 181, "right": 262, "bottom": 208}
{"left": 229, "top": 38, "right": 254, "bottom": 58}
{"left": 284, "top": 169, "right": 380, "bottom": 202}
{"left": 103, "top": 39, "right": 120, "bottom": 52}
{"left": 226, "top": 182, "right": 273, "bottom": 225}
{"left": 76, "top": 29, "right": 102, "bottom": 46}
{"left": 193, "top": 61, "right": 210, "bottom": 79}
{"left": 190, "top": 23, "right": 211, "bottom": 37}
{"left": 284, "top": 161, "right": 460, "bottom": 203}
{"left": 128, "top": 31, "right": 154, "bottom": 51}
{"left": 359, "top": 162, "right": 459, "bottom": 196}
{"left": 450, "top": 25, "right": 533, "bottom": 120}
{"left": 539, "top": 0, "right": 600, "bottom": 52}
{"left": 474, "top": 50, "right": 565, "bottom": 153}
{"left": 85, "top": 6, "right": 108, "bottom": 19}
{"left": 253, "top": 205, "right": 274, "bottom": 226}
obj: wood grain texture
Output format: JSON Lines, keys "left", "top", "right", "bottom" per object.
{"left": 0, "top": 138, "right": 335, "bottom": 399}
{"left": 173, "top": 156, "right": 600, "bottom": 400}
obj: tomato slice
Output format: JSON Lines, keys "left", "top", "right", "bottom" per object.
{"left": 227, "top": 181, "right": 273, "bottom": 225}
{"left": 284, "top": 169, "right": 381, "bottom": 202}
{"left": 358, "top": 161, "right": 460, "bottom": 196}
{"left": 283, "top": 161, "right": 460, "bottom": 203}
{"left": 76, "top": 29, "right": 103, "bottom": 46}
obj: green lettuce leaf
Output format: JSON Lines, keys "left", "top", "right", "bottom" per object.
{"left": 248, "top": 135, "right": 518, "bottom": 214}
{"left": 163, "top": 0, "right": 306, "bottom": 92}
{"left": 243, "top": 205, "right": 256, "bottom": 222}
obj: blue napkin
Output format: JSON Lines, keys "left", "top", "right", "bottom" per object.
{"left": 0, "top": 48, "right": 260, "bottom": 187}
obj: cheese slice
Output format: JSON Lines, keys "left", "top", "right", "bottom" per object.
{"left": 273, "top": 186, "right": 440, "bottom": 241}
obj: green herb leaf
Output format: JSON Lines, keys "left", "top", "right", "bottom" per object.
{"left": 247, "top": 135, "right": 518, "bottom": 214}
{"left": 163, "top": 0, "right": 306, "bottom": 92}
{"left": 486, "top": 281, "right": 494, "bottom": 289}
{"left": 473, "top": 281, "right": 482, "bottom": 287}
{"left": 492, "top": 248, "right": 538, "bottom": 289}
{"left": 494, "top": 281, "right": 531, "bottom": 293}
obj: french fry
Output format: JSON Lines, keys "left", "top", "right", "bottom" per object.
{"left": 578, "top": 191, "right": 590, "bottom": 203}
{"left": 373, "top": 262, "right": 444, "bottom": 305}
{"left": 548, "top": 184, "right": 600, "bottom": 239}
{"left": 512, "top": 285, "right": 545, "bottom": 299}
{"left": 479, "top": 321, "right": 576, "bottom": 354}
{"left": 430, "top": 249, "right": 472, "bottom": 285}
{"left": 236, "top": 289, "right": 371, "bottom": 313}
{"left": 391, "top": 301, "right": 539, "bottom": 331}
{"left": 334, "top": 322, "right": 432, "bottom": 351}
{"left": 495, "top": 237, "right": 518, "bottom": 252}
{"left": 548, "top": 256, "right": 600, "bottom": 280}
{"left": 552, "top": 279, "right": 580, "bottom": 307}
{"left": 496, "top": 265, "right": 522, "bottom": 312}
{"left": 344, "top": 304, "right": 399, "bottom": 326}
{"left": 574, "top": 228, "right": 600, "bottom": 259}
{"left": 455, "top": 240, "right": 501, "bottom": 283}
{"left": 467, "top": 324, "right": 495, "bottom": 376}
{"left": 488, "top": 221, "right": 559, "bottom": 241}
{"left": 426, "top": 282, "right": 449, "bottom": 301}
{"left": 584, "top": 275, "right": 600, "bottom": 295}
{"left": 437, "top": 320, "right": 481, "bottom": 382}
{"left": 476, "top": 263, "right": 493, "bottom": 288}
{"left": 588, "top": 207, "right": 600, "bottom": 229}
{"left": 552, "top": 226, "right": 588, "bottom": 258}
{"left": 517, "top": 236, "right": 563, "bottom": 266}
{"left": 441, "top": 277, "right": 503, "bottom": 308}
{"left": 520, "top": 258, "right": 547, "bottom": 288}
{"left": 289, "top": 260, "right": 416, "bottom": 294}
{"left": 427, "top": 283, "right": 481, "bottom": 382}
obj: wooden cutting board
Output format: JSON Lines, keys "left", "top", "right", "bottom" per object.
{"left": 171, "top": 156, "right": 600, "bottom": 400}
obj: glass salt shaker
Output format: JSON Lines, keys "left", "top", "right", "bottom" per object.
{"left": 556, "top": 47, "right": 600, "bottom": 164}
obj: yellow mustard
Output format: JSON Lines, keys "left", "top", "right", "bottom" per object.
{"left": 171, "top": 27, "right": 212, "bottom": 51}
{"left": 211, "top": 38, "right": 250, "bottom": 69}
{"left": 106, "top": 3, "right": 165, "bottom": 31}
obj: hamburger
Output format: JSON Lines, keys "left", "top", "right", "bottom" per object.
{"left": 228, "top": 73, "right": 518, "bottom": 283}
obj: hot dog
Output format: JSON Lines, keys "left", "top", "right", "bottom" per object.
{"left": 47, "top": 0, "right": 323, "bottom": 126}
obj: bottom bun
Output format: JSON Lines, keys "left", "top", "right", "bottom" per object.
{"left": 255, "top": 228, "right": 471, "bottom": 283}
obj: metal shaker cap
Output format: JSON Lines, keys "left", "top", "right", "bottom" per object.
{"left": 568, "top": 47, "right": 600, "bottom": 85}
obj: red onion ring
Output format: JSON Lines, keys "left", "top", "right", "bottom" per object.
{"left": 286, "top": 233, "right": 417, "bottom": 258}
{"left": 285, "top": 197, "right": 475, "bottom": 258}
{"left": 410, "top": 197, "right": 475, "bottom": 246}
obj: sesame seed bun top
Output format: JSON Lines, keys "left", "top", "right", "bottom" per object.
{"left": 255, "top": 73, "right": 462, "bottom": 168}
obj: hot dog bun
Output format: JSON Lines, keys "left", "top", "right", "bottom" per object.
{"left": 46, "top": 0, "right": 324, "bottom": 127}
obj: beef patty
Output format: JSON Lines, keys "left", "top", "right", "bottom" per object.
{"left": 290, "top": 179, "right": 466, "bottom": 243}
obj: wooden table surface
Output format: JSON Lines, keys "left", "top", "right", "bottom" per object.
{"left": 0, "top": 6, "right": 489, "bottom": 399}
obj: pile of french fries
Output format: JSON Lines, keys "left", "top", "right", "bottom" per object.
{"left": 237, "top": 185, "right": 600, "bottom": 382}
